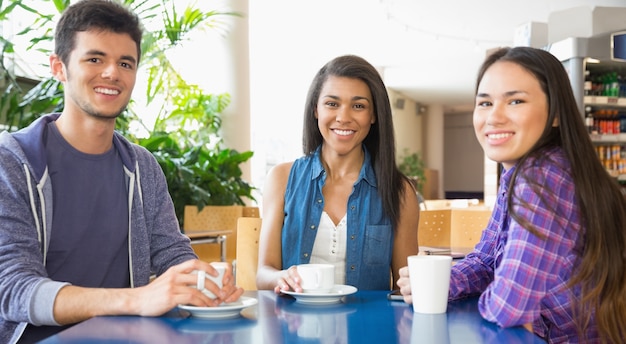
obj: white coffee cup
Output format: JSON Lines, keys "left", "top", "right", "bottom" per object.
{"left": 193, "top": 262, "right": 227, "bottom": 299}
{"left": 297, "top": 263, "right": 334, "bottom": 293}
{"left": 408, "top": 255, "right": 452, "bottom": 314}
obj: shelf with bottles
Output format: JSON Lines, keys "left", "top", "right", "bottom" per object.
{"left": 594, "top": 144, "right": 626, "bottom": 181}
{"left": 584, "top": 95, "right": 626, "bottom": 107}
{"left": 590, "top": 133, "right": 626, "bottom": 143}
{"left": 584, "top": 104, "right": 626, "bottom": 150}
{"left": 583, "top": 61, "right": 626, "bottom": 181}
{"left": 584, "top": 63, "right": 626, "bottom": 99}
{"left": 583, "top": 69, "right": 626, "bottom": 138}
{"left": 585, "top": 105, "right": 626, "bottom": 140}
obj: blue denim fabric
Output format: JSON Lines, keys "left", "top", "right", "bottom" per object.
{"left": 281, "top": 146, "right": 393, "bottom": 290}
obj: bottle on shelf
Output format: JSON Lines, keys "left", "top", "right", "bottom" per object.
{"left": 584, "top": 70, "right": 593, "bottom": 96}
{"left": 585, "top": 106, "right": 595, "bottom": 134}
{"left": 610, "top": 72, "right": 620, "bottom": 98}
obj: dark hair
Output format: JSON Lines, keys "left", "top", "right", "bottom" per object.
{"left": 54, "top": 0, "right": 143, "bottom": 66}
{"left": 476, "top": 46, "right": 626, "bottom": 343}
{"left": 302, "top": 55, "right": 409, "bottom": 228}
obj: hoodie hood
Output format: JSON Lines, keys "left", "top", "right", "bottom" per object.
{"left": 11, "top": 113, "right": 137, "bottom": 180}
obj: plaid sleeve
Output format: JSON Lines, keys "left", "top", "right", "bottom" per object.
{"left": 477, "top": 161, "right": 579, "bottom": 327}
{"left": 449, "top": 208, "right": 499, "bottom": 300}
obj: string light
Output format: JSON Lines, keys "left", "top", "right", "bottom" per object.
{"left": 385, "top": 12, "right": 510, "bottom": 49}
{"left": 378, "top": 0, "right": 511, "bottom": 50}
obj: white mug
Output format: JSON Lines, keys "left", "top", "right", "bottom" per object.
{"left": 192, "top": 262, "right": 227, "bottom": 299}
{"left": 297, "top": 263, "right": 335, "bottom": 293}
{"left": 408, "top": 255, "right": 452, "bottom": 314}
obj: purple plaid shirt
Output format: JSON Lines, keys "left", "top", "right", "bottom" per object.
{"left": 449, "top": 146, "right": 599, "bottom": 343}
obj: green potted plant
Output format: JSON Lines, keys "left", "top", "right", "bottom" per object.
{"left": 127, "top": 85, "right": 256, "bottom": 227}
{"left": 398, "top": 148, "right": 426, "bottom": 194}
{"left": 0, "top": 0, "right": 254, "bottom": 229}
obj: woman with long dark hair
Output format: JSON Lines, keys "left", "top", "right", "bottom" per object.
{"left": 398, "top": 46, "right": 626, "bottom": 343}
{"left": 257, "top": 55, "right": 419, "bottom": 291}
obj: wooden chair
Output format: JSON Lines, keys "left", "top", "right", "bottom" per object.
{"left": 235, "top": 217, "right": 262, "bottom": 290}
{"left": 418, "top": 208, "right": 491, "bottom": 249}
{"left": 183, "top": 205, "right": 259, "bottom": 263}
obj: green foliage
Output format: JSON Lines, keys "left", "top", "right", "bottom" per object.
{"left": 0, "top": 0, "right": 253, "bottom": 227}
{"left": 398, "top": 148, "right": 426, "bottom": 193}
{"left": 138, "top": 133, "right": 254, "bottom": 227}
{"left": 123, "top": 84, "right": 255, "bottom": 227}
{"left": 0, "top": 78, "right": 64, "bottom": 131}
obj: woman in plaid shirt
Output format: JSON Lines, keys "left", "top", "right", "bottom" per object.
{"left": 398, "top": 46, "right": 626, "bottom": 343}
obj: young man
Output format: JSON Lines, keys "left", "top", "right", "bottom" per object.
{"left": 0, "top": 1, "right": 242, "bottom": 342}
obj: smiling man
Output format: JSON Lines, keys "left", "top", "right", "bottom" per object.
{"left": 0, "top": 1, "right": 242, "bottom": 343}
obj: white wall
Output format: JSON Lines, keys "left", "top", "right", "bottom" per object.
{"left": 443, "top": 112, "right": 484, "bottom": 195}
{"left": 423, "top": 104, "right": 445, "bottom": 199}
{"left": 219, "top": 0, "right": 252, "bottom": 185}
{"left": 389, "top": 89, "right": 423, "bottom": 160}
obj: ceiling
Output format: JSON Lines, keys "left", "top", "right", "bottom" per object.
{"left": 252, "top": 0, "right": 626, "bottom": 113}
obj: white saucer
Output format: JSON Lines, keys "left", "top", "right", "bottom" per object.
{"left": 282, "top": 284, "right": 357, "bottom": 305}
{"left": 178, "top": 296, "right": 258, "bottom": 319}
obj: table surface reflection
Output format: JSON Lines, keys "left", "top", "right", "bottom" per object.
{"left": 40, "top": 290, "right": 544, "bottom": 344}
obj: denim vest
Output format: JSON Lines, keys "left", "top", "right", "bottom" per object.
{"left": 282, "top": 146, "right": 393, "bottom": 290}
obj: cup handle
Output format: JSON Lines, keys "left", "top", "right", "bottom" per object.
{"left": 196, "top": 270, "right": 205, "bottom": 291}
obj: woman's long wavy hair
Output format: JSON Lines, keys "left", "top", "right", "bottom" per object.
{"left": 302, "top": 55, "right": 409, "bottom": 228}
{"left": 476, "top": 46, "right": 626, "bottom": 343}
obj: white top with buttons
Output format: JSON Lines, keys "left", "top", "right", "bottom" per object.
{"left": 310, "top": 211, "right": 347, "bottom": 285}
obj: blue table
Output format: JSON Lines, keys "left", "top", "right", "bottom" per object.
{"left": 40, "top": 290, "right": 543, "bottom": 343}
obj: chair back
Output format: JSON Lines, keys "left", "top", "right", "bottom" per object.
{"left": 183, "top": 205, "right": 259, "bottom": 263}
{"left": 235, "top": 217, "right": 262, "bottom": 290}
{"left": 418, "top": 208, "right": 491, "bottom": 248}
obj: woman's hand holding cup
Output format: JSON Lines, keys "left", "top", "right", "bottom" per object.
{"left": 275, "top": 263, "right": 335, "bottom": 294}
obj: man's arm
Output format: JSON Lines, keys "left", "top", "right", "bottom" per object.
{"left": 53, "top": 259, "right": 243, "bottom": 324}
